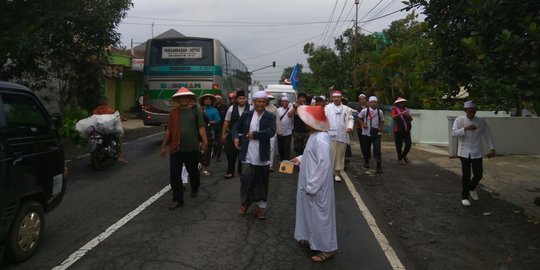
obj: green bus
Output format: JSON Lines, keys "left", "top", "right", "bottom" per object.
{"left": 141, "top": 37, "right": 250, "bottom": 126}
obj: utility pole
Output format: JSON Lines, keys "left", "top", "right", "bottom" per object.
{"left": 353, "top": 0, "right": 359, "bottom": 94}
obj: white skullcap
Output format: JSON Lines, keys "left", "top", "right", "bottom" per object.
{"left": 358, "top": 94, "right": 366, "bottom": 98}
{"left": 464, "top": 101, "right": 476, "bottom": 109}
{"left": 369, "top": 96, "right": 378, "bottom": 102}
{"left": 252, "top": 91, "right": 267, "bottom": 100}
{"left": 281, "top": 96, "right": 289, "bottom": 101}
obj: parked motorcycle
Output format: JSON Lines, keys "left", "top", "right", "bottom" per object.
{"left": 86, "top": 126, "right": 118, "bottom": 170}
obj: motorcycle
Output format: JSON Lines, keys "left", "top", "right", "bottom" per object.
{"left": 86, "top": 126, "right": 118, "bottom": 170}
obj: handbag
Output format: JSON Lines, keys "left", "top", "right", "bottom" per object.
{"left": 368, "top": 107, "right": 381, "bottom": 137}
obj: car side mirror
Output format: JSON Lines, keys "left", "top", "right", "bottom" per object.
{"left": 51, "top": 113, "right": 63, "bottom": 129}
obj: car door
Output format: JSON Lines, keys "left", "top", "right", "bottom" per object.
{"left": 1, "top": 91, "right": 64, "bottom": 209}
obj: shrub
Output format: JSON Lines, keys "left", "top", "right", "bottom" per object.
{"left": 58, "top": 106, "right": 88, "bottom": 147}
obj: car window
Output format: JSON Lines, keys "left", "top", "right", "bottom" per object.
{"left": 1, "top": 92, "right": 49, "bottom": 137}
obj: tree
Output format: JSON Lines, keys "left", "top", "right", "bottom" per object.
{"left": 0, "top": 0, "right": 133, "bottom": 112}
{"left": 407, "top": 0, "right": 540, "bottom": 114}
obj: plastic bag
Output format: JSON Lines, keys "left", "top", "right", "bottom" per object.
{"left": 75, "top": 111, "right": 124, "bottom": 138}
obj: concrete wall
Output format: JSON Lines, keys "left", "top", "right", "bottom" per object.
{"left": 448, "top": 116, "right": 540, "bottom": 155}
{"left": 381, "top": 106, "right": 540, "bottom": 155}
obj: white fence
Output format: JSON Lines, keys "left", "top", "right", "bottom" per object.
{"left": 381, "top": 107, "right": 540, "bottom": 155}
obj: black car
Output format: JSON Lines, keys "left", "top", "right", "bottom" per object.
{"left": 0, "top": 81, "right": 65, "bottom": 262}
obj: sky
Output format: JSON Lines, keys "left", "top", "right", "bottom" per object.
{"left": 116, "top": 0, "right": 420, "bottom": 86}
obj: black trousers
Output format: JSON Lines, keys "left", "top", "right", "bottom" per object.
{"left": 459, "top": 157, "right": 483, "bottom": 199}
{"left": 361, "top": 134, "right": 381, "bottom": 162}
{"left": 277, "top": 134, "right": 292, "bottom": 161}
{"left": 394, "top": 131, "right": 412, "bottom": 161}
{"left": 225, "top": 133, "right": 242, "bottom": 176}
{"left": 170, "top": 151, "right": 200, "bottom": 202}
{"left": 357, "top": 129, "right": 368, "bottom": 160}
{"left": 213, "top": 129, "right": 223, "bottom": 159}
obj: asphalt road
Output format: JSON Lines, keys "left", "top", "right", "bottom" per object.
{"left": 2, "top": 131, "right": 414, "bottom": 270}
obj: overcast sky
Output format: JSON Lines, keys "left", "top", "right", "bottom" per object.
{"left": 117, "top": 0, "right": 419, "bottom": 86}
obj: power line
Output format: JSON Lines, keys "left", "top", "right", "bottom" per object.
{"left": 242, "top": 33, "right": 323, "bottom": 61}
{"left": 121, "top": 21, "right": 351, "bottom": 28}
{"left": 359, "top": 0, "right": 384, "bottom": 22}
{"left": 318, "top": 0, "right": 340, "bottom": 47}
{"left": 325, "top": 0, "right": 351, "bottom": 46}
{"left": 125, "top": 15, "right": 351, "bottom": 26}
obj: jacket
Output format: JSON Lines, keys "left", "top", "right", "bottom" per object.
{"left": 232, "top": 110, "right": 276, "bottom": 163}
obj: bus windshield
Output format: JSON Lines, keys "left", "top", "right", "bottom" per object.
{"left": 148, "top": 39, "right": 214, "bottom": 66}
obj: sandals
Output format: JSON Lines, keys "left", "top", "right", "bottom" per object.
{"left": 238, "top": 203, "right": 251, "bottom": 215}
{"left": 254, "top": 206, "right": 266, "bottom": 220}
{"left": 224, "top": 173, "right": 233, "bottom": 179}
{"left": 311, "top": 251, "right": 336, "bottom": 263}
{"left": 201, "top": 170, "right": 210, "bottom": 176}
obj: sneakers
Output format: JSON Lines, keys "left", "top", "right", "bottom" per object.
{"left": 461, "top": 199, "right": 471, "bottom": 207}
{"left": 469, "top": 190, "right": 479, "bottom": 201}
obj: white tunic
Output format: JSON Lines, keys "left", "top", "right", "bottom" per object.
{"left": 277, "top": 106, "right": 294, "bottom": 136}
{"left": 451, "top": 115, "right": 495, "bottom": 159}
{"left": 245, "top": 111, "right": 270, "bottom": 166}
{"left": 325, "top": 103, "right": 354, "bottom": 144}
{"left": 294, "top": 131, "right": 338, "bottom": 252}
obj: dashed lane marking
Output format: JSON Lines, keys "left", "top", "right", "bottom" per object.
{"left": 341, "top": 171, "right": 406, "bottom": 270}
{"left": 52, "top": 185, "right": 171, "bottom": 270}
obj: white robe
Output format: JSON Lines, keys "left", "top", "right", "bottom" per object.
{"left": 294, "top": 131, "right": 338, "bottom": 252}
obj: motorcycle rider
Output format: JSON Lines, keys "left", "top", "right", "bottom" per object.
{"left": 93, "top": 97, "right": 128, "bottom": 163}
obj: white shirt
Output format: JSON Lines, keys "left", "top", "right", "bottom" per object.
{"left": 325, "top": 103, "right": 354, "bottom": 143}
{"left": 224, "top": 105, "right": 247, "bottom": 121}
{"left": 451, "top": 115, "right": 495, "bottom": 159}
{"left": 245, "top": 111, "right": 270, "bottom": 166}
{"left": 358, "top": 107, "right": 385, "bottom": 137}
{"left": 277, "top": 106, "right": 294, "bottom": 136}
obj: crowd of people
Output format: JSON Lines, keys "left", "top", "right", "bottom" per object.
{"left": 156, "top": 86, "right": 496, "bottom": 262}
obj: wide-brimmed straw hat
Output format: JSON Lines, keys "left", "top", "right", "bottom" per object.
{"left": 297, "top": 105, "right": 330, "bottom": 131}
{"left": 394, "top": 97, "right": 407, "bottom": 104}
{"left": 198, "top": 94, "right": 217, "bottom": 106}
{"left": 171, "top": 87, "right": 195, "bottom": 99}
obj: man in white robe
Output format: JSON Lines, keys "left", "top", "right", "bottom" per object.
{"left": 325, "top": 90, "right": 354, "bottom": 182}
{"left": 292, "top": 105, "right": 338, "bottom": 263}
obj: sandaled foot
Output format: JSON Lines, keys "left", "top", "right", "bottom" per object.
{"left": 255, "top": 207, "right": 266, "bottom": 220}
{"left": 311, "top": 251, "right": 336, "bottom": 263}
{"left": 224, "top": 173, "right": 233, "bottom": 179}
{"left": 202, "top": 170, "right": 210, "bottom": 176}
{"left": 297, "top": 240, "right": 310, "bottom": 248}
{"left": 239, "top": 203, "right": 251, "bottom": 215}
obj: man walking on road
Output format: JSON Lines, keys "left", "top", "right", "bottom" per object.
{"left": 233, "top": 91, "right": 276, "bottom": 219}
{"left": 325, "top": 90, "right": 354, "bottom": 181}
{"left": 358, "top": 96, "right": 385, "bottom": 173}
{"left": 391, "top": 97, "right": 413, "bottom": 165}
{"left": 160, "top": 87, "right": 208, "bottom": 210}
{"left": 277, "top": 96, "right": 294, "bottom": 161}
{"left": 451, "top": 101, "right": 496, "bottom": 207}
{"left": 221, "top": 90, "right": 250, "bottom": 179}
{"left": 292, "top": 105, "right": 337, "bottom": 263}
{"left": 356, "top": 94, "right": 368, "bottom": 160}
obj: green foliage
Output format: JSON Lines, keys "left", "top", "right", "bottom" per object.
{"left": 58, "top": 106, "right": 89, "bottom": 147}
{"left": 0, "top": 0, "right": 133, "bottom": 112}
{"left": 406, "top": 0, "right": 540, "bottom": 115}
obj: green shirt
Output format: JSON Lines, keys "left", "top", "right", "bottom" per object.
{"left": 179, "top": 107, "right": 205, "bottom": 152}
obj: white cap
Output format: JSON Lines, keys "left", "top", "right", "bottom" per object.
{"left": 359, "top": 94, "right": 366, "bottom": 98}
{"left": 464, "top": 101, "right": 476, "bottom": 109}
{"left": 369, "top": 96, "right": 378, "bottom": 102}
{"left": 281, "top": 96, "right": 289, "bottom": 101}
{"left": 252, "top": 91, "right": 267, "bottom": 100}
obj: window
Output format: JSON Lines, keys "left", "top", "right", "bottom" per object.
{"left": 2, "top": 93, "right": 49, "bottom": 138}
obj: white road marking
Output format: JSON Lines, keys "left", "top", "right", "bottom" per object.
{"left": 341, "top": 171, "right": 406, "bottom": 270}
{"left": 52, "top": 185, "right": 171, "bottom": 270}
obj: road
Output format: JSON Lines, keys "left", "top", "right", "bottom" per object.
{"left": 2, "top": 130, "right": 415, "bottom": 270}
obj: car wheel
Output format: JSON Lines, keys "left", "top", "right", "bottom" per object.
{"left": 6, "top": 201, "right": 44, "bottom": 262}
